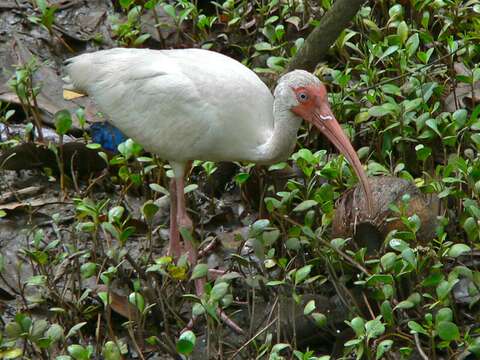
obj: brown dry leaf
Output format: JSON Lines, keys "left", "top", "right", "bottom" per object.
{"left": 444, "top": 62, "right": 480, "bottom": 112}
{"left": 63, "top": 89, "right": 86, "bottom": 100}
{"left": 94, "top": 285, "right": 140, "bottom": 321}
{"left": 0, "top": 186, "right": 43, "bottom": 204}
{"left": 0, "top": 198, "right": 62, "bottom": 211}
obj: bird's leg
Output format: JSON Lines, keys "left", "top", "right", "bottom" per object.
{"left": 174, "top": 172, "right": 204, "bottom": 295}
{"left": 173, "top": 162, "right": 244, "bottom": 335}
{"left": 168, "top": 178, "right": 182, "bottom": 259}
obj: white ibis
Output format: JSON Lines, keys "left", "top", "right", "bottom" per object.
{"left": 64, "top": 47, "right": 372, "bottom": 299}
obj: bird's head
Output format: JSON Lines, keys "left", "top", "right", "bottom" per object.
{"left": 275, "top": 70, "right": 373, "bottom": 214}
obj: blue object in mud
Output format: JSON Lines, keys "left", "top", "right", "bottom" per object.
{"left": 90, "top": 122, "right": 127, "bottom": 152}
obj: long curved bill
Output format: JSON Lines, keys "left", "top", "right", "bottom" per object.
{"left": 312, "top": 104, "right": 373, "bottom": 215}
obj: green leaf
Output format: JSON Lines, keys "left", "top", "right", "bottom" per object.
{"left": 54, "top": 110, "right": 72, "bottom": 135}
{"left": 408, "top": 321, "right": 428, "bottom": 335}
{"left": 448, "top": 244, "right": 471, "bottom": 257}
{"left": 395, "top": 300, "right": 414, "bottom": 310}
{"left": 210, "top": 282, "right": 229, "bottom": 301}
{"left": 1, "top": 349, "right": 23, "bottom": 359}
{"left": 376, "top": 339, "right": 393, "bottom": 359}
{"left": 108, "top": 206, "right": 124, "bottom": 223}
{"left": 312, "top": 312, "right": 327, "bottom": 327}
{"left": 397, "top": 21, "right": 408, "bottom": 44}
{"left": 381, "top": 301, "right": 393, "bottom": 325}
{"left": 80, "top": 262, "right": 97, "bottom": 279}
{"left": 368, "top": 103, "right": 398, "bottom": 117}
{"left": 119, "top": 0, "right": 133, "bottom": 9}
{"left": 66, "top": 322, "right": 87, "bottom": 339}
{"left": 250, "top": 219, "right": 270, "bottom": 236}
{"left": 406, "top": 33, "right": 419, "bottom": 56}
{"left": 381, "top": 84, "right": 401, "bottom": 96}
{"left": 365, "top": 317, "right": 385, "bottom": 339}
{"left": 389, "top": 238, "right": 409, "bottom": 252}
{"left": 27, "top": 275, "right": 46, "bottom": 286}
{"left": 303, "top": 300, "right": 316, "bottom": 315}
{"left": 271, "top": 343, "right": 290, "bottom": 354}
{"left": 149, "top": 183, "right": 169, "bottom": 195}
{"left": 403, "top": 98, "right": 423, "bottom": 113}
{"left": 293, "top": 200, "right": 317, "bottom": 212}
{"left": 426, "top": 118, "right": 442, "bottom": 137}
{"left": 436, "top": 308, "right": 453, "bottom": 323}
{"left": 184, "top": 184, "right": 198, "bottom": 194}
{"left": 349, "top": 317, "right": 365, "bottom": 337}
{"left": 234, "top": 172, "right": 250, "bottom": 184}
{"left": 141, "top": 201, "right": 159, "bottom": 221}
{"left": 45, "top": 324, "right": 64, "bottom": 342}
{"left": 192, "top": 303, "right": 205, "bottom": 317}
{"left": 268, "top": 162, "right": 287, "bottom": 171}
{"left": 436, "top": 279, "right": 459, "bottom": 300}
{"left": 366, "top": 274, "right": 394, "bottom": 286}
{"left": 415, "top": 144, "right": 432, "bottom": 161}
{"left": 5, "top": 322, "right": 22, "bottom": 339}
{"left": 133, "top": 33, "right": 151, "bottom": 46}
{"left": 436, "top": 321, "right": 460, "bottom": 341}
{"left": 191, "top": 263, "right": 208, "bottom": 280}
{"left": 102, "top": 341, "right": 122, "bottom": 360}
{"left": 254, "top": 42, "right": 273, "bottom": 51}
{"left": 463, "top": 217, "right": 477, "bottom": 239}
{"left": 128, "top": 292, "right": 145, "bottom": 312}
{"left": 176, "top": 330, "right": 196, "bottom": 355}
{"left": 67, "top": 344, "right": 89, "bottom": 360}
{"left": 294, "top": 265, "right": 312, "bottom": 284}
{"left": 401, "top": 248, "right": 416, "bottom": 267}
{"left": 380, "top": 252, "right": 397, "bottom": 271}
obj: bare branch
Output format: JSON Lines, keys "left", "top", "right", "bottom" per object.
{"left": 287, "top": 0, "right": 367, "bottom": 72}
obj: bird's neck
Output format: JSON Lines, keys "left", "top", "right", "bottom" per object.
{"left": 256, "top": 101, "right": 302, "bottom": 164}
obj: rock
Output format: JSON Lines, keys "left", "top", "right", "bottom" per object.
{"left": 332, "top": 176, "right": 438, "bottom": 251}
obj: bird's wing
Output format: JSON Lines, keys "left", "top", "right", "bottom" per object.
{"left": 65, "top": 48, "right": 274, "bottom": 161}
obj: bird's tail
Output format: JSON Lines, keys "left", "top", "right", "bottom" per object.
{"left": 62, "top": 60, "right": 87, "bottom": 99}
{"left": 62, "top": 53, "right": 99, "bottom": 93}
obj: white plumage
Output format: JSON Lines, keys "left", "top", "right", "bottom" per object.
{"left": 64, "top": 48, "right": 372, "bottom": 314}
{"left": 65, "top": 48, "right": 283, "bottom": 163}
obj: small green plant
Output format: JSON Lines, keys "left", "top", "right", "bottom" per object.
{"left": 8, "top": 58, "right": 44, "bottom": 141}
{"left": 28, "top": 0, "right": 58, "bottom": 35}
{"left": 110, "top": 3, "right": 151, "bottom": 47}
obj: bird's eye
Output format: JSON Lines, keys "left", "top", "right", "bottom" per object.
{"left": 297, "top": 92, "right": 309, "bottom": 102}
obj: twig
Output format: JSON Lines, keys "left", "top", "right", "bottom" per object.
{"left": 362, "top": 291, "right": 375, "bottom": 320}
{"left": 198, "top": 238, "right": 219, "bottom": 258}
{"left": 228, "top": 317, "right": 278, "bottom": 360}
{"left": 414, "top": 333, "right": 429, "bottom": 360}
{"left": 283, "top": 215, "right": 371, "bottom": 276}
{"left": 352, "top": 45, "right": 466, "bottom": 93}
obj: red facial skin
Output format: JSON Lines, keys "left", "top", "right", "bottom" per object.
{"left": 291, "top": 85, "right": 373, "bottom": 214}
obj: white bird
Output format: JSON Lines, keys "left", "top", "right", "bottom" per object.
{"left": 64, "top": 47, "right": 373, "bottom": 298}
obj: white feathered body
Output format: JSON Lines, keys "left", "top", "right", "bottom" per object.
{"left": 65, "top": 48, "right": 277, "bottom": 163}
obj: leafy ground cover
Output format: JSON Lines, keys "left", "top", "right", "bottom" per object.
{"left": 0, "top": 0, "right": 480, "bottom": 359}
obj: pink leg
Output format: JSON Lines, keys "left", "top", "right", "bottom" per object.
{"left": 172, "top": 162, "right": 244, "bottom": 334}
{"left": 168, "top": 178, "right": 182, "bottom": 259}
{"left": 174, "top": 173, "right": 204, "bottom": 295}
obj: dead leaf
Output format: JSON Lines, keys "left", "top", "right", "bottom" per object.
{"left": 0, "top": 199, "right": 63, "bottom": 211}
{"left": 444, "top": 62, "right": 480, "bottom": 112}
{"left": 0, "top": 186, "right": 43, "bottom": 204}
{"left": 94, "top": 285, "right": 140, "bottom": 321}
{"left": 63, "top": 89, "right": 85, "bottom": 100}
